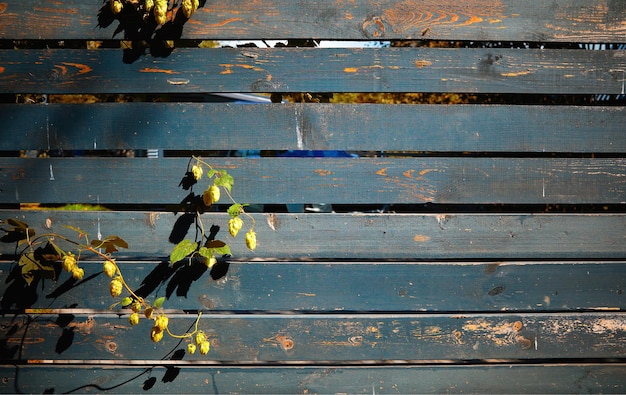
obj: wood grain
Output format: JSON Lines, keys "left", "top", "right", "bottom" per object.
{"left": 1, "top": 103, "right": 625, "bottom": 153}
{"left": 3, "top": 364, "right": 625, "bottom": 394}
{"left": 2, "top": 48, "right": 624, "bottom": 94}
{"left": 0, "top": 211, "right": 624, "bottom": 260}
{"left": 1, "top": 312, "right": 624, "bottom": 361}
{"left": 1, "top": 260, "right": 623, "bottom": 312}
{"left": 1, "top": 157, "right": 624, "bottom": 204}
{"left": 1, "top": 1, "right": 624, "bottom": 42}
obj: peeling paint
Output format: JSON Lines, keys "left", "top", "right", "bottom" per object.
{"left": 139, "top": 67, "right": 179, "bottom": 74}
{"left": 413, "top": 234, "right": 431, "bottom": 242}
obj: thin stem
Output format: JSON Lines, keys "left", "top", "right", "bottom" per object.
{"left": 165, "top": 312, "right": 202, "bottom": 339}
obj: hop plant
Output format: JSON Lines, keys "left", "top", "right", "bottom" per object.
{"left": 228, "top": 217, "right": 243, "bottom": 237}
{"left": 150, "top": 326, "right": 164, "bottom": 343}
{"left": 155, "top": 314, "right": 169, "bottom": 331}
{"left": 71, "top": 267, "right": 84, "bottom": 281}
{"left": 203, "top": 185, "right": 220, "bottom": 206}
{"left": 129, "top": 312, "right": 140, "bottom": 326}
{"left": 103, "top": 260, "right": 116, "bottom": 277}
{"left": 191, "top": 164, "right": 203, "bottom": 181}
{"left": 110, "top": 0, "right": 123, "bottom": 14}
{"left": 110, "top": 278, "right": 123, "bottom": 298}
{"left": 187, "top": 343, "right": 197, "bottom": 355}
{"left": 182, "top": 0, "right": 199, "bottom": 18}
{"left": 62, "top": 253, "right": 77, "bottom": 272}
{"left": 195, "top": 331, "right": 206, "bottom": 345}
{"left": 154, "top": 0, "right": 168, "bottom": 25}
{"left": 131, "top": 300, "right": 142, "bottom": 313}
{"left": 245, "top": 229, "right": 257, "bottom": 251}
{"left": 199, "top": 340, "right": 210, "bottom": 355}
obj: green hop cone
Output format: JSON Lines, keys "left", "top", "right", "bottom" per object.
{"left": 203, "top": 185, "right": 220, "bottom": 206}
{"left": 195, "top": 331, "right": 206, "bottom": 345}
{"left": 150, "top": 326, "right": 164, "bottom": 343}
{"left": 129, "top": 312, "right": 140, "bottom": 326}
{"left": 245, "top": 229, "right": 257, "bottom": 251}
{"left": 103, "top": 260, "right": 116, "bottom": 278}
{"left": 228, "top": 217, "right": 243, "bottom": 237}
{"left": 199, "top": 340, "right": 210, "bottom": 355}
{"left": 110, "top": 278, "right": 123, "bottom": 298}
{"left": 71, "top": 267, "right": 84, "bottom": 281}
{"left": 191, "top": 164, "right": 203, "bottom": 181}
{"left": 155, "top": 315, "right": 169, "bottom": 331}
{"left": 62, "top": 253, "right": 77, "bottom": 272}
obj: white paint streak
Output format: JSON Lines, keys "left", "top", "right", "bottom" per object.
{"left": 542, "top": 179, "right": 545, "bottom": 197}
{"left": 46, "top": 114, "right": 51, "bottom": 150}
{"left": 97, "top": 195, "right": 102, "bottom": 241}
{"left": 49, "top": 164, "right": 55, "bottom": 181}
{"left": 295, "top": 107, "right": 303, "bottom": 149}
{"left": 94, "top": 137, "right": 97, "bottom": 150}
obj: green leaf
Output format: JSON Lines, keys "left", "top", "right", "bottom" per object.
{"left": 207, "top": 169, "right": 217, "bottom": 178}
{"left": 204, "top": 240, "right": 232, "bottom": 257}
{"left": 170, "top": 239, "right": 198, "bottom": 264}
{"left": 18, "top": 252, "right": 55, "bottom": 286}
{"left": 91, "top": 235, "right": 129, "bottom": 254}
{"left": 227, "top": 203, "right": 248, "bottom": 218}
{"left": 153, "top": 296, "right": 166, "bottom": 308}
{"left": 121, "top": 297, "right": 133, "bottom": 307}
{"left": 198, "top": 246, "right": 212, "bottom": 259}
{"left": 213, "top": 172, "right": 234, "bottom": 193}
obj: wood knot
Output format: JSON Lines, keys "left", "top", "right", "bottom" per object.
{"left": 276, "top": 335, "right": 294, "bottom": 350}
{"left": 362, "top": 15, "right": 387, "bottom": 38}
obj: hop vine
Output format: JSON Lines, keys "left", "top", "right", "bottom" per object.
{"left": 170, "top": 156, "right": 257, "bottom": 269}
{"left": 108, "top": 0, "right": 200, "bottom": 25}
{"left": 1, "top": 156, "right": 257, "bottom": 355}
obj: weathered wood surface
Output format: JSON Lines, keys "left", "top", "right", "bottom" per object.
{"left": 2, "top": 103, "right": 625, "bottom": 153}
{"left": 1, "top": 157, "right": 625, "bottom": 204}
{"left": 0, "top": 212, "right": 624, "bottom": 260}
{"left": 1, "top": 0, "right": 625, "bottom": 42}
{"left": 1, "top": 312, "right": 624, "bottom": 361}
{"left": 2, "top": 48, "right": 624, "bottom": 94}
{"left": 3, "top": 364, "right": 625, "bottom": 394}
{"left": 1, "top": 260, "right": 624, "bottom": 312}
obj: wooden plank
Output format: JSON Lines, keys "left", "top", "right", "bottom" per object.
{"left": 1, "top": 260, "right": 624, "bottom": 312}
{"left": 1, "top": 312, "right": 624, "bottom": 361}
{"left": 1, "top": 1, "right": 625, "bottom": 42}
{"left": 0, "top": 211, "right": 624, "bottom": 260}
{"left": 1, "top": 157, "right": 625, "bottom": 205}
{"left": 1, "top": 103, "right": 625, "bottom": 153}
{"left": 2, "top": 364, "right": 625, "bottom": 394}
{"left": 1, "top": 48, "right": 624, "bottom": 94}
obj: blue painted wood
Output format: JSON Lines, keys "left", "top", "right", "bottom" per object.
{"left": 1, "top": 0, "right": 624, "bottom": 42}
{"left": 0, "top": 211, "right": 624, "bottom": 260}
{"left": 1, "top": 1, "right": 624, "bottom": 391}
{"left": 1, "top": 103, "right": 624, "bottom": 153}
{"left": 1, "top": 312, "right": 624, "bottom": 361}
{"left": 1, "top": 48, "right": 623, "bottom": 94}
{"left": 1, "top": 260, "right": 624, "bottom": 312}
{"left": 1, "top": 157, "right": 625, "bottom": 204}
{"left": 3, "top": 364, "right": 625, "bottom": 394}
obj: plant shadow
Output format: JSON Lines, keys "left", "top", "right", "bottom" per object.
{"left": 96, "top": 0, "right": 206, "bottom": 63}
